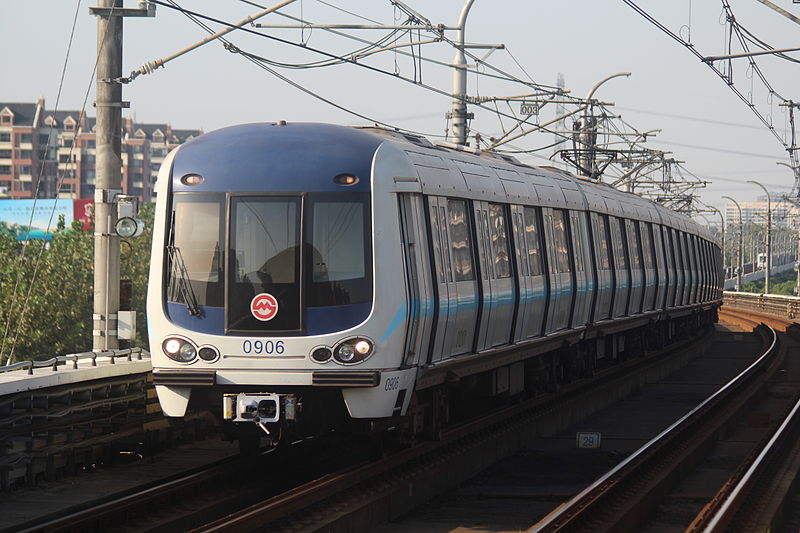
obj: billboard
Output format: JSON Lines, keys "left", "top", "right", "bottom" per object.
{"left": 0, "top": 199, "right": 82, "bottom": 241}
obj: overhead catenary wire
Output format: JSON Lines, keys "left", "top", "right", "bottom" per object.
{"left": 146, "top": 0, "right": 585, "bottom": 142}
{"left": 621, "top": 0, "right": 790, "bottom": 151}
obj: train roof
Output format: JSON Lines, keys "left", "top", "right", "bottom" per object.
{"left": 170, "top": 122, "right": 714, "bottom": 242}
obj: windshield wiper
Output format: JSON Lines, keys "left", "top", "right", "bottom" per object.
{"left": 167, "top": 245, "right": 201, "bottom": 316}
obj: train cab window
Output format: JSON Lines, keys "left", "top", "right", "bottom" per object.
{"left": 595, "top": 216, "right": 611, "bottom": 270}
{"left": 228, "top": 196, "right": 302, "bottom": 333}
{"left": 307, "top": 194, "right": 372, "bottom": 307}
{"left": 448, "top": 199, "right": 475, "bottom": 281}
{"left": 167, "top": 192, "right": 225, "bottom": 307}
{"left": 523, "top": 206, "right": 544, "bottom": 276}
{"left": 553, "top": 210, "right": 571, "bottom": 273}
{"left": 489, "top": 203, "right": 512, "bottom": 278}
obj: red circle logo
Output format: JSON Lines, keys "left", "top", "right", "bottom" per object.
{"left": 250, "top": 293, "right": 279, "bottom": 321}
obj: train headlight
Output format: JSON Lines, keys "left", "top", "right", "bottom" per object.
{"left": 333, "top": 337, "right": 374, "bottom": 365}
{"left": 162, "top": 337, "right": 198, "bottom": 363}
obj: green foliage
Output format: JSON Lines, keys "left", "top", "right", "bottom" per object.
{"left": 741, "top": 270, "right": 798, "bottom": 296}
{"left": 0, "top": 205, "right": 155, "bottom": 364}
{"left": 0, "top": 216, "right": 94, "bottom": 362}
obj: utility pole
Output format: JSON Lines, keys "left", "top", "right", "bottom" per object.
{"left": 90, "top": 0, "right": 153, "bottom": 351}
{"left": 723, "top": 195, "right": 743, "bottom": 292}
{"left": 748, "top": 180, "right": 771, "bottom": 294}
{"left": 448, "top": 0, "right": 475, "bottom": 146}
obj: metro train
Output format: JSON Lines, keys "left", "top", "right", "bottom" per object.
{"left": 147, "top": 122, "right": 722, "bottom": 448}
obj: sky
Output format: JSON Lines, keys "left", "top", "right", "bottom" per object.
{"left": 1, "top": 0, "right": 798, "bottom": 217}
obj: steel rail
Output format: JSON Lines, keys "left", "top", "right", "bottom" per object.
{"left": 13, "top": 451, "right": 262, "bottom": 533}
{"left": 192, "top": 329, "right": 717, "bottom": 533}
{"left": 690, "top": 393, "right": 800, "bottom": 532}
{"left": 531, "top": 318, "right": 778, "bottom": 532}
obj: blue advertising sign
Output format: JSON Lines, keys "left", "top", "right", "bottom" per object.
{"left": 0, "top": 199, "right": 75, "bottom": 241}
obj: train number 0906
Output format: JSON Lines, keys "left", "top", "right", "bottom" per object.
{"left": 242, "top": 340, "right": 285, "bottom": 355}
{"left": 385, "top": 376, "right": 400, "bottom": 391}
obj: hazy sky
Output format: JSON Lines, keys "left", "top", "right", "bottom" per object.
{"left": 1, "top": 0, "right": 798, "bottom": 215}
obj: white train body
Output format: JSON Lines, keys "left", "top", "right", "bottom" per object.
{"left": 147, "top": 123, "right": 721, "bottom": 441}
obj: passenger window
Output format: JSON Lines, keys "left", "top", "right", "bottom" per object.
{"left": 429, "top": 204, "right": 444, "bottom": 282}
{"left": 480, "top": 210, "right": 492, "bottom": 279}
{"left": 571, "top": 214, "right": 584, "bottom": 273}
{"left": 489, "top": 203, "right": 512, "bottom": 279}
{"left": 523, "top": 206, "right": 543, "bottom": 276}
{"left": 614, "top": 218, "right": 628, "bottom": 270}
{"left": 448, "top": 199, "right": 475, "bottom": 282}
{"left": 595, "top": 216, "right": 611, "bottom": 270}
{"left": 439, "top": 206, "right": 453, "bottom": 282}
{"left": 641, "top": 223, "right": 654, "bottom": 269}
{"left": 628, "top": 221, "right": 642, "bottom": 270}
{"left": 553, "top": 210, "right": 571, "bottom": 273}
{"left": 514, "top": 212, "right": 529, "bottom": 277}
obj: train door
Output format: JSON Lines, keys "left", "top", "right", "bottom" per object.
{"left": 427, "top": 197, "right": 453, "bottom": 362}
{"left": 663, "top": 227, "right": 677, "bottom": 307}
{"left": 625, "top": 219, "right": 644, "bottom": 315}
{"left": 510, "top": 205, "right": 546, "bottom": 341}
{"left": 426, "top": 197, "right": 479, "bottom": 361}
{"left": 543, "top": 208, "right": 572, "bottom": 332}
{"left": 473, "top": 201, "right": 514, "bottom": 350}
{"left": 398, "top": 194, "right": 435, "bottom": 367}
{"left": 652, "top": 224, "right": 668, "bottom": 310}
{"left": 610, "top": 217, "right": 630, "bottom": 317}
{"left": 591, "top": 213, "right": 613, "bottom": 321}
{"left": 678, "top": 231, "right": 690, "bottom": 305}
{"left": 510, "top": 205, "right": 529, "bottom": 343}
{"left": 445, "top": 198, "right": 479, "bottom": 354}
{"left": 569, "top": 211, "right": 592, "bottom": 328}
{"left": 687, "top": 235, "right": 697, "bottom": 303}
{"left": 671, "top": 229, "right": 685, "bottom": 306}
{"left": 640, "top": 222, "right": 657, "bottom": 312}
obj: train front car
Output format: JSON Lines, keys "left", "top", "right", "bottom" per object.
{"left": 147, "top": 122, "right": 415, "bottom": 446}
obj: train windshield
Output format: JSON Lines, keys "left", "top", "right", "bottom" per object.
{"left": 166, "top": 193, "right": 225, "bottom": 308}
{"left": 166, "top": 192, "right": 372, "bottom": 334}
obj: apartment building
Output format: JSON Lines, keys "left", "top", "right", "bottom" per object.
{"left": 0, "top": 98, "right": 201, "bottom": 201}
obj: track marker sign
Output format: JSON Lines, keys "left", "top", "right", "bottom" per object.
{"left": 576, "top": 432, "right": 601, "bottom": 449}
{"left": 251, "top": 293, "right": 279, "bottom": 321}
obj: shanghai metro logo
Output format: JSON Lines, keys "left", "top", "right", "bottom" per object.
{"left": 250, "top": 293, "right": 279, "bottom": 321}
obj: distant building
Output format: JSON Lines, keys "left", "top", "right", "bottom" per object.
{"left": 724, "top": 197, "right": 800, "bottom": 230}
{"left": 0, "top": 98, "right": 201, "bottom": 201}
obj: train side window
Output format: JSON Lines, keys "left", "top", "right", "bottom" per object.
{"left": 439, "top": 206, "right": 453, "bottom": 282}
{"left": 514, "top": 211, "right": 530, "bottom": 277}
{"left": 448, "top": 199, "right": 475, "bottom": 281}
{"left": 553, "top": 210, "right": 571, "bottom": 273}
{"left": 628, "top": 221, "right": 642, "bottom": 270}
{"left": 429, "top": 203, "right": 445, "bottom": 282}
{"left": 595, "top": 216, "right": 611, "bottom": 270}
{"left": 613, "top": 218, "right": 628, "bottom": 270}
{"left": 641, "top": 222, "right": 654, "bottom": 269}
{"left": 523, "top": 206, "right": 544, "bottom": 276}
{"left": 480, "top": 210, "right": 492, "bottom": 279}
{"left": 570, "top": 213, "right": 584, "bottom": 272}
{"left": 489, "top": 203, "right": 512, "bottom": 278}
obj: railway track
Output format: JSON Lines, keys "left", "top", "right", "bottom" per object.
{"left": 9, "top": 321, "right": 716, "bottom": 533}
{"left": 532, "top": 306, "right": 800, "bottom": 533}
